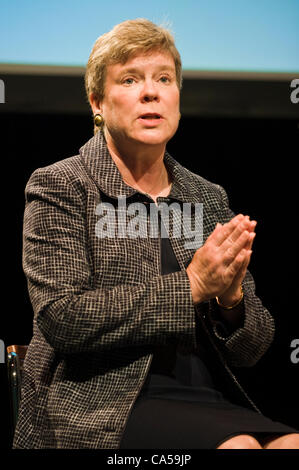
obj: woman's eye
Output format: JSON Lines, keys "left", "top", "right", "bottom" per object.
{"left": 123, "top": 78, "right": 135, "bottom": 85}
{"left": 160, "top": 76, "right": 170, "bottom": 83}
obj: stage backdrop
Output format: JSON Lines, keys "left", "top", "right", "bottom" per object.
{"left": 1, "top": 0, "right": 298, "bottom": 73}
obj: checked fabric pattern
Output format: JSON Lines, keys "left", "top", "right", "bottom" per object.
{"left": 13, "top": 131, "right": 275, "bottom": 448}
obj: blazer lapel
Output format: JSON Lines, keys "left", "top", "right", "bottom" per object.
{"left": 79, "top": 130, "right": 137, "bottom": 199}
{"left": 79, "top": 130, "right": 219, "bottom": 273}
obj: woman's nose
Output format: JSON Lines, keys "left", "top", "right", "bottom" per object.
{"left": 141, "top": 80, "right": 159, "bottom": 102}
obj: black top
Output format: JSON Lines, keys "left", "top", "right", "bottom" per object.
{"left": 139, "top": 217, "right": 225, "bottom": 402}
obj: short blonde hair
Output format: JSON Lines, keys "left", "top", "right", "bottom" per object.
{"left": 85, "top": 18, "right": 182, "bottom": 132}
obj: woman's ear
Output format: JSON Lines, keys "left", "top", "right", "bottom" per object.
{"left": 89, "top": 93, "right": 102, "bottom": 115}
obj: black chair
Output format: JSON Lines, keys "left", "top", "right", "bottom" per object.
{"left": 7, "top": 345, "right": 28, "bottom": 437}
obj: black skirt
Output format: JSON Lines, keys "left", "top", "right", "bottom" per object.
{"left": 120, "top": 219, "right": 298, "bottom": 449}
{"left": 119, "top": 374, "right": 297, "bottom": 449}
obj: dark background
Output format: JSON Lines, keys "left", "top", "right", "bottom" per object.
{"left": 0, "top": 71, "right": 298, "bottom": 448}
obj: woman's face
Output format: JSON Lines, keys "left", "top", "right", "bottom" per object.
{"left": 92, "top": 50, "right": 180, "bottom": 150}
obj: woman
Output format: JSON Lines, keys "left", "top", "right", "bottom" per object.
{"left": 14, "top": 18, "right": 298, "bottom": 449}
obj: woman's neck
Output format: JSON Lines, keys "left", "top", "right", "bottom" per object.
{"left": 105, "top": 132, "right": 172, "bottom": 202}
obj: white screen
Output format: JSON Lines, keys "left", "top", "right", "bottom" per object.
{"left": 1, "top": 0, "right": 298, "bottom": 72}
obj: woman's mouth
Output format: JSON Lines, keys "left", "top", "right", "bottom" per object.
{"left": 138, "top": 113, "right": 163, "bottom": 124}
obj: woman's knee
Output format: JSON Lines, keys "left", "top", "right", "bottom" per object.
{"left": 263, "top": 433, "right": 299, "bottom": 449}
{"left": 217, "top": 434, "right": 263, "bottom": 449}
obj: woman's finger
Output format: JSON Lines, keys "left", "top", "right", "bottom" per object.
{"left": 223, "top": 231, "right": 255, "bottom": 266}
{"left": 210, "top": 214, "right": 245, "bottom": 246}
{"left": 220, "top": 218, "right": 256, "bottom": 254}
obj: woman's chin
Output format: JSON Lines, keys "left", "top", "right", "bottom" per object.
{"left": 130, "top": 129, "right": 173, "bottom": 147}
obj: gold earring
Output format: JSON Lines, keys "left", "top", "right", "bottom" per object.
{"left": 94, "top": 113, "right": 104, "bottom": 127}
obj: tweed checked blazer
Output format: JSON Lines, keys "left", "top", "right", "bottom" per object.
{"left": 14, "top": 130, "right": 275, "bottom": 449}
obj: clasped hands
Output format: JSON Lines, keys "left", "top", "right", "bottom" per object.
{"left": 186, "top": 214, "right": 257, "bottom": 307}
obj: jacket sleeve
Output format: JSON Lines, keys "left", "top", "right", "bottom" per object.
{"left": 203, "top": 184, "right": 275, "bottom": 367}
{"left": 23, "top": 165, "right": 198, "bottom": 355}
